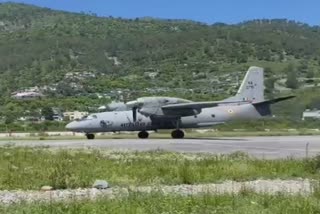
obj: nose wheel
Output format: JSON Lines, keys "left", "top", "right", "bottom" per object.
{"left": 171, "top": 130, "right": 184, "bottom": 139}
{"left": 138, "top": 131, "right": 149, "bottom": 139}
{"left": 86, "top": 133, "right": 95, "bottom": 140}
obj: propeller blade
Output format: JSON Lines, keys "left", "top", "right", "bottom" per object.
{"left": 132, "top": 107, "right": 137, "bottom": 122}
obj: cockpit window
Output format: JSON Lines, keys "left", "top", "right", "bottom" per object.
{"left": 76, "top": 115, "right": 87, "bottom": 121}
{"left": 87, "top": 115, "right": 97, "bottom": 120}
{"left": 78, "top": 114, "right": 97, "bottom": 121}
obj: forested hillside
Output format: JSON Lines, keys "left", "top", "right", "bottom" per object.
{"left": 0, "top": 2, "right": 320, "bottom": 120}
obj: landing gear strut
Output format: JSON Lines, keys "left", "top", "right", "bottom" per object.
{"left": 86, "top": 133, "right": 95, "bottom": 140}
{"left": 138, "top": 131, "right": 149, "bottom": 139}
{"left": 171, "top": 130, "right": 185, "bottom": 139}
{"left": 170, "top": 118, "right": 185, "bottom": 139}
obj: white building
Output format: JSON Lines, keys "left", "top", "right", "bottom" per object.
{"left": 302, "top": 109, "right": 320, "bottom": 120}
{"left": 12, "top": 91, "right": 44, "bottom": 100}
{"left": 63, "top": 111, "right": 89, "bottom": 121}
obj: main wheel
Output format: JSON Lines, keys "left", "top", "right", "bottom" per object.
{"left": 86, "top": 133, "right": 95, "bottom": 140}
{"left": 171, "top": 130, "right": 185, "bottom": 139}
{"left": 138, "top": 131, "right": 149, "bottom": 139}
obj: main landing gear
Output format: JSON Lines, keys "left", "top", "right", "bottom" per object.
{"left": 137, "top": 130, "right": 184, "bottom": 139}
{"left": 138, "top": 131, "right": 149, "bottom": 139}
{"left": 170, "top": 118, "right": 184, "bottom": 139}
{"left": 171, "top": 129, "right": 185, "bottom": 139}
{"left": 86, "top": 133, "right": 95, "bottom": 140}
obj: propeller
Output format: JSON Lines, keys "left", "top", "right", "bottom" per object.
{"left": 132, "top": 106, "right": 137, "bottom": 122}
{"left": 126, "top": 99, "right": 143, "bottom": 122}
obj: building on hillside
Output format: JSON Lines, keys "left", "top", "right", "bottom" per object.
{"left": 12, "top": 91, "right": 44, "bottom": 100}
{"left": 18, "top": 116, "right": 41, "bottom": 122}
{"left": 144, "top": 72, "right": 158, "bottom": 79}
{"left": 52, "top": 108, "right": 64, "bottom": 121}
{"left": 63, "top": 111, "right": 89, "bottom": 121}
{"left": 302, "top": 109, "right": 320, "bottom": 120}
{"left": 65, "top": 72, "right": 96, "bottom": 80}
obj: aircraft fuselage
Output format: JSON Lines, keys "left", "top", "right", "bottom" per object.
{"left": 65, "top": 103, "right": 262, "bottom": 133}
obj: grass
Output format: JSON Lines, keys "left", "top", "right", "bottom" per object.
{"left": 1, "top": 192, "right": 320, "bottom": 214}
{"left": 0, "top": 148, "right": 320, "bottom": 190}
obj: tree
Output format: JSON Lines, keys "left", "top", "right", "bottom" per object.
{"left": 42, "top": 106, "right": 54, "bottom": 121}
{"left": 265, "top": 77, "right": 276, "bottom": 94}
{"left": 2, "top": 102, "right": 24, "bottom": 124}
{"left": 306, "top": 70, "right": 315, "bottom": 79}
{"left": 286, "top": 70, "right": 299, "bottom": 89}
{"left": 298, "top": 60, "right": 308, "bottom": 73}
{"left": 283, "top": 63, "right": 299, "bottom": 89}
{"left": 283, "top": 63, "right": 295, "bottom": 74}
{"left": 264, "top": 67, "right": 274, "bottom": 78}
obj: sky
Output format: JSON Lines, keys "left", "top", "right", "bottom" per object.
{"left": 1, "top": 0, "right": 319, "bottom": 26}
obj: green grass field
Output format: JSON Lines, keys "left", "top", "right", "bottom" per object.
{"left": 0, "top": 148, "right": 320, "bottom": 190}
{"left": 1, "top": 193, "right": 320, "bottom": 214}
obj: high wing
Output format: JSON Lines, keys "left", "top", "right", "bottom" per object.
{"left": 126, "top": 97, "right": 245, "bottom": 118}
{"left": 160, "top": 100, "right": 248, "bottom": 117}
{"left": 162, "top": 101, "right": 247, "bottom": 110}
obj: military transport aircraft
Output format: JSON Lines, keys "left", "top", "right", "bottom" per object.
{"left": 66, "top": 66, "right": 294, "bottom": 139}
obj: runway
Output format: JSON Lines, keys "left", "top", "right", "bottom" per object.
{"left": 1, "top": 136, "right": 320, "bottom": 159}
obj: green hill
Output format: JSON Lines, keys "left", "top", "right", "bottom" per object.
{"left": 0, "top": 2, "right": 320, "bottom": 120}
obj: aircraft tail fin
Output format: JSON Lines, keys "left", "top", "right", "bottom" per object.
{"left": 224, "top": 66, "right": 264, "bottom": 103}
{"left": 235, "top": 66, "right": 264, "bottom": 103}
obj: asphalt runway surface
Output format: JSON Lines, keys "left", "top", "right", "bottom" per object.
{"left": 1, "top": 136, "right": 320, "bottom": 159}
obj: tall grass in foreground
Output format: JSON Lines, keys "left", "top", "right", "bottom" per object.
{"left": 0, "top": 147, "right": 320, "bottom": 190}
{"left": 1, "top": 193, "right": 320, "bottom": 214}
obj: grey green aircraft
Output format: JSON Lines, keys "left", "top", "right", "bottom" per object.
{"left": 66, "top": 66, "right": 294, "bottom": 139}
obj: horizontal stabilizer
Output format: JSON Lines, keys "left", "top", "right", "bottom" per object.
{"left": 253, "top": 95, "right": 295, "bottom": 105}
{"left": 252, "top": 95, "right": 295, "bottom": 116}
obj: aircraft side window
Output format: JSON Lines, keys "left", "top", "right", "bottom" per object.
{"left": 211, "top": 114, "right": 215, "bottom": 118}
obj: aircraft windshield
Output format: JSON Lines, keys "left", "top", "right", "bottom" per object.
{"left": 77, "top": 114, "right": 97, "bottom": 121}
{"left": 87, "top": 115, "right": 97, "bottom": 120}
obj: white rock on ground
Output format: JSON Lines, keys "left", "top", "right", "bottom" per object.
{"left": 40, "top": 186, "right": 53, "bottom": 191}
{"left": 0, "top": 179, "right": 315, "bottom": 205}
{"left": 92, "top": 180, "right": 110, "bottom": 189}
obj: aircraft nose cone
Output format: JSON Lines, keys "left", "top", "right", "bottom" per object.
{"left": 65, "top": 121, "right": 78, "bottom": 131}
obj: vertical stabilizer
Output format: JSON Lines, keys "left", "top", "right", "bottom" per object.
{"left": 225, "top": 66, "right": 264, "bottom": 103}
